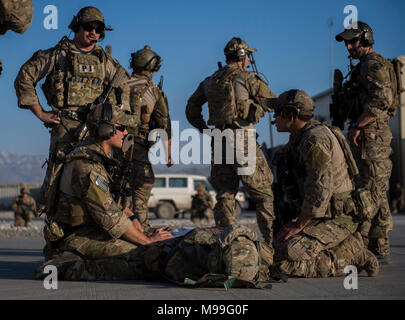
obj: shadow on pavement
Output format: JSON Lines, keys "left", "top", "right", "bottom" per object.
{"left": 0, "top": 260, "right": 42, "bottom": 280}
{"left": 0, "top": 249, "right": 43, "bottom": 257}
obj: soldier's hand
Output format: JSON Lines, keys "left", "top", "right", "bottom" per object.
{"left": 275, "top": 222, "right": 302, "bottom": 242}
{"left": 150, "top": 228, "right": 173, "bottom": 243}
{"left": 39, "top": 110, "right": 61, "bottom": 125}
{"left": 348, "top": 128, "right": 361, "bottom": 147}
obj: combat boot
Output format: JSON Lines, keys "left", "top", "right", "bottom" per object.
{"left": 35, "top": 251, "right": 83, "bottom": 280}
{"left": 332, "top": 232, "right": 379, "bottom": 277}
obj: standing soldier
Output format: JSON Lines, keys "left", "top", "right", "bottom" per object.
{"left": 272, "top": 89, "right": 378, "bottom": 278}
{"left": 11, "top": 187, "right": 37, "bottom": 227}
{"left": 186, "top": 37, "right": 276, "bottom": 260}
{"left": 0, "top": 0, "right": 33, "bottom": 76}
{"left": 335, "top": 21, "right": 398, "bottom": 263}
{"left": 14, "top": 6, "right": 131, "bottom": 213}
{"left": 190, "top": 184, "right": 214, "bottom": 224}
{"left": 127, "top": 45, "right": 172, "bottom": 232}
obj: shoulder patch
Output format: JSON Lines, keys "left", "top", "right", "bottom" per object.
{"left": 95, "top": 176, "right": 109, "bottom": 192}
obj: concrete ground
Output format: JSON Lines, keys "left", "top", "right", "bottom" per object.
{"left": 0, "top": 212, "right": 404, "bottom": 300}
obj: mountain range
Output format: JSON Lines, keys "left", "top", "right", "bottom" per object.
{"left": 0, "top": 151, "right": 211, "bottom": 184}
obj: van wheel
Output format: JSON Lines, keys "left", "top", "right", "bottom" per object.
{"left": 155, "top": 202, "right": 176, "bottom": 219}
{"left": 234, "top": 202, "right": 242, "bottom": 219}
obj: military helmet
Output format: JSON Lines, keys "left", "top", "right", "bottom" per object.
{"left": 224, "top": 37, "right": 257, "bottom": 61}
{"left": 196, "top": 184, "right": 206, "bottom": 192}
{"left": 68, "top": 6, "right": 112, "bottom": 40}
{"left": 276, "top": 89, "right": 314, "bottom": 117}
{"left": 87, "top": 103, "right": 136, "bottom": 140}
{"left": 0, "top": 0, "right": 33, "bottom": 35}
{"left": 20, "top": 187, "right": 29, "bottom": 195}
{"left": 130, "top": 45, "right": 162, "bottom": 72}
{"left": 336, "top": 21, "right": 374, "bottom": 46}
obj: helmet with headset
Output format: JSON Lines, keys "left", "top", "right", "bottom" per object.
{"left": 336, "top": 21, "right": 374, "bottom": 47}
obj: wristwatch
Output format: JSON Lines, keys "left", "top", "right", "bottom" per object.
{"left": 129, "top": 214, "right": 139, "bottom": 221}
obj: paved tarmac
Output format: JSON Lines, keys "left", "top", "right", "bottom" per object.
{"left": 0, "top": 214, "right": 404, "bottom": 300}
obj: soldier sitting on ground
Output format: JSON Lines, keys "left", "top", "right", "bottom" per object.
{"left": 11, "top": 187, "right": 37, "bottom": 227}
{"left": 190, "top": 184, "right": 214, "bottom": 225}
{"left": 38, "top": 103, "right": 172, "bottom": 263}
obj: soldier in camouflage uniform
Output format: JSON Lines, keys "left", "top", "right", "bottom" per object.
{"left": 186, "top": 38, "right": 276, "bottom": 259}
{"left": 336, "top": 22, "right": 395, "bottom": 263}
{"left": 0, "top": 0, "right": 33, "bottom": 76}
{"left": 126, "top": 46, "right": 172, "bottom": 231}
{"left": 14, "top": 6, "right": 131, "bottom": 212}
{"left": 11, "top": 187, "right": 36, "bottom": 227}
{"left": 272, "top": 89, "right": 378, "bottom": 278}
{"left": 190, "top": 184, "right": 214, "bottom": 224}
{"left": 391, "top": 183, "right": 405, "bottom": 214}
{"left": 40, "top": 103, "right": 172, "bottom": 263}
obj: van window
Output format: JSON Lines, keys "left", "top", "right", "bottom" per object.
{"left": 155, "top": 178, "right": 166, "bottom": 188}
{"left": 169, "top": 178, "right": 188, "bottom": 188}
{"left": 194, "top": 180, "right": 213, "bottom": 191}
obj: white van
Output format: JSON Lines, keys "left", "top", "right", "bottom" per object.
{"left": 148, "top": 174, "right": 248, "bottom": 219}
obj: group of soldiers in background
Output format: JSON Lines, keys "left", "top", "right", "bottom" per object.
{"left": 1, "top": 2, "right": 403, "bottom": 287}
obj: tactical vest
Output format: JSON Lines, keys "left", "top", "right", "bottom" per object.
{"left": 127, "top": 78, "right": 154, "bottom": 136}
{"left": 349, "top": 53, "right": 403, "bottom": 120}
{"left": 41, "top": 38, "right": 117, "bottom": 110}
{"left": 205, "top": 67, "right": 241, "bottom": 127}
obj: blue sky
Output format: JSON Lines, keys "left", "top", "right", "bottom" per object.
{"left": 0, "top": 0, "right": 404, "bottom": 156}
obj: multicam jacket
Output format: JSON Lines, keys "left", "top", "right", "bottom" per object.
{"left": 54, "top": 140, "right": 131, "bottom": 239}
{"left": 186, "top": 64, "right": 275, "bottom": 130}
{"left": 285, "top": 120, "right": 354, "bottom": 219}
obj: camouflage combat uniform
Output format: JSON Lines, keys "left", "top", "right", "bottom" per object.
{"left": 14, "top": 37, "right": 130, "bottom": 157}
{"left": 186, "top": 63, "right": 276, "bottom": 247}
{"left": 0, "top": 0, "right": 33, "bottom": 76}
{"left": 45, "top": 140, "right": 137, "bottom": 260}
{"left": 348, "top": 52, "right": 394, "bottom": 256}
{"left": 37, "top": 224, "right": 274, "bottom": 288}
{"left": 127, "top": 72, "right": 171, "bottom": 229}
{"left": 273, "top": 90, "right": 378, "bottom": 277}
{"left": 190, "top": 187, "right": 214, "bottom": 224}
{"left": 11, "top": 189, "right": 36, "bottom": 227}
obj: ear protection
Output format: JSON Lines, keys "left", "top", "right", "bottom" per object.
{"left": 359, "top": 24, "right": 374, "bottom": 47}
{"left": 234, "top": 37, "right": 247, "bottom": 61}
{"left": 68, "top": 8, "right": 106, "bottom": 41}
{"left": 96, "top": 103, "right": 116, "bottom": 140}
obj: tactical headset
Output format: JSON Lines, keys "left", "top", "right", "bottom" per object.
{"left": 234, "top": 37, "right": 248, "bottom": 61}
{"left": 95, "top": 103, "right": 116, "bottom": 140}
{"left": 358, "top": 22, "right": 374, "bottom": 47}
{"left": 68, "top": 7, "right": 112, "bottom": 41}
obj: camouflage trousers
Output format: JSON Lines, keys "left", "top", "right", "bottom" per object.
{"left": 352, "top": 124, "right": 393, "bottom": 256}
{"left": 54, "top": 225, "right": 138, "bottom": 259}
{"left": 131, "top": 142, "right": 155, "bottom": 229}
{"left": 273, "top": 215, "right": 358, "bottom": 277}
{"left": 14, "top": 211, "right": 34, "bottom": 227}
{"left": 209, "top": 132, "right": 274, "bottom": 247}
{"left": 191, "top": 208, "right": 214, "bottom": 224}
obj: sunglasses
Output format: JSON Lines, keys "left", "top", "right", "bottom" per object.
{"left": 344, "top": 37, "right": 360, "bottom": 45}
{"left": 115, "top": 125, "right": 126, "bottom": 132}
{"left": 82, "top": 23, "right": 104, "bottom": 34}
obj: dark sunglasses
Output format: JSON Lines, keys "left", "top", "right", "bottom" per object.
{"left": 344, "top": 37, "right": 360, "bottom": 45}
{"left": 82, "top": 23, "right": 104, "bottom": 34}
{"left": 115, "top": 124, "right": 126, "bottom": 132}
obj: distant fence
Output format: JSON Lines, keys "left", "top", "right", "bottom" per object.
{"left": 0, "top": 184, "right": 41, "bottom": 210}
